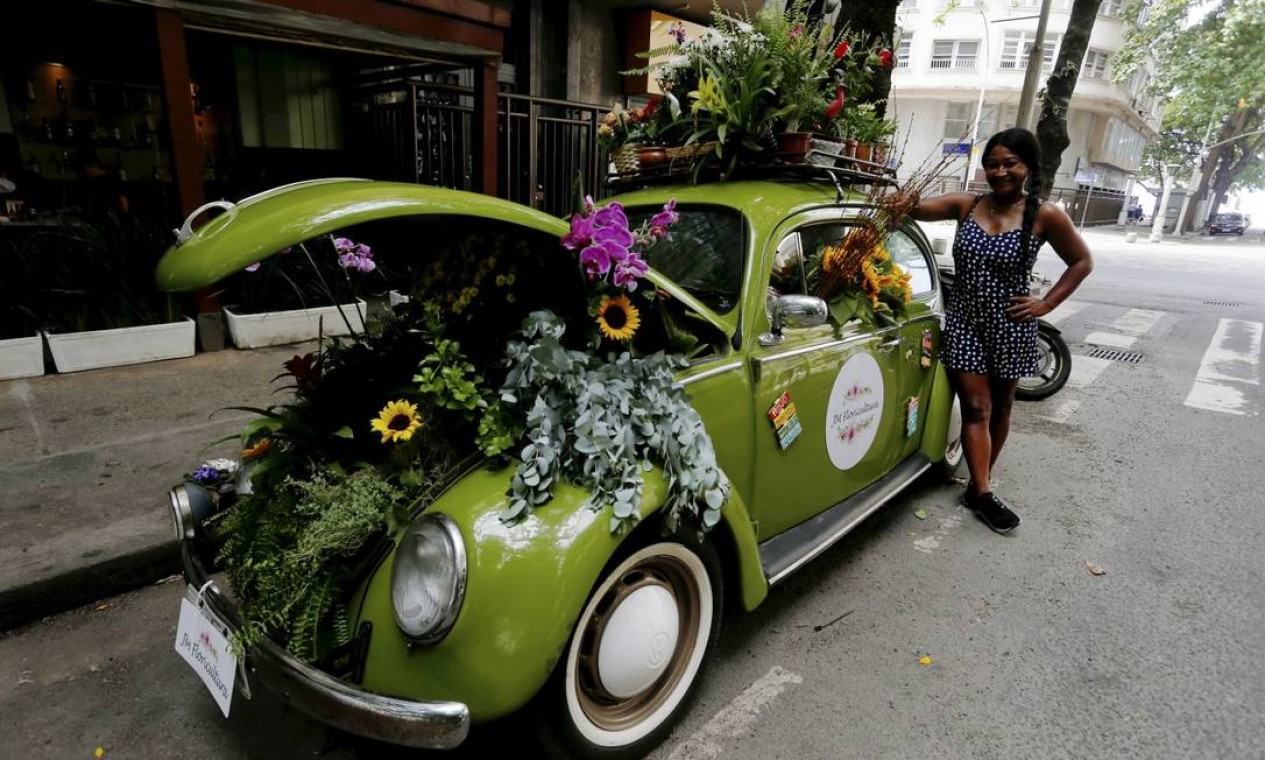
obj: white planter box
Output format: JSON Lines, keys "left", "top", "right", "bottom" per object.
{"left": 45, "top": 318, "right": 196, "bottom": 373}
{"left": 223, "top": 300, "right": 367, "bottom": 349}
{"left": 0, "top": 335, "right": 45, "bottom": 380}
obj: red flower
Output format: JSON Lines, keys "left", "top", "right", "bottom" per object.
{"left": 824, "top": 85, "right": 847, "bottom": 120}
{"left": 644, "top": 95, "right": 662, "bottom": 118}
{"left": 879, "top": 49, "right": 894, "bottom": 67}
{"left": 834, "top": 40, "right": 851, "bottom": 59}
{"left": 280, "top": 352, "right": 322, "bottom": 395}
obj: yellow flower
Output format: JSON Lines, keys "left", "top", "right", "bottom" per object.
{"left": 596, "top": 294, "right": 641, "bottom": 342}
{"left": 370, "top": 400, "right": 422, "bottom": 444}
{"left": 872, "top": 246, "right": 891, "bottom": 263}
{"left": 689, "top": 75, "right": 722, "bottom": 115}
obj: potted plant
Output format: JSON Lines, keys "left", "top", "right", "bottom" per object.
{"left": 0, "top": 234, "right": 46, "bottom": 380}
{"left": 220, "top": 236, "right": 375, "bottom": 349}
{"left": 848, "top": 103, "right": 892, "bottom": 166}
{"left": 31, "top": 214, "right": 196, "bottom": 374}
{"left": 598, "top": 107, "right": 645, "bottom": 174}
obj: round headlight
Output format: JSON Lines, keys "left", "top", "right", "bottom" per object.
{"left": 391, "top": 514, "right": 466, "bottom": 644}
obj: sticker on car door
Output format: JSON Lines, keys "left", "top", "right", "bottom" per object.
{"left": 825, "top": 352, "right": 885, "bottom": 470}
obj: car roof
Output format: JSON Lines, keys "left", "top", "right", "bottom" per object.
{"left": 608, "top": 179, "right": 871, "bottom": 226}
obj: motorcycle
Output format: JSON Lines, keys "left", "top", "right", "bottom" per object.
{"left": 935, "top": 262, "right": 1072, "bottom": 401}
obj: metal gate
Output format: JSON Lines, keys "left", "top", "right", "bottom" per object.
{"left": 360, "top": 70, "right": 607, "bottom": 216}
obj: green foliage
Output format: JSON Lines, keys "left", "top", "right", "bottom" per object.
{"left": 497, "top": 311, "right": 729, "bottom": 534}
{"left": 1116, "top": 0, "right": 1265, "bottom": 198}
{"left": 213, "top": 468, "right": 409, "bottom": 660}
{"left": 0, "top": 212, "right": 183, "bottom": 336}
{"left": 414, "top": 338, "right": 485, "bottom": 417}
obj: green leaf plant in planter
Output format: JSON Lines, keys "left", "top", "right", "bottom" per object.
{"left": 23, "top": 213, "right": 195, "bottom": 373}
{"left": 218, "top": 235, "right": 386, "bottom": 349}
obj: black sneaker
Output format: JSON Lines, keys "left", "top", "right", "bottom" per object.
{"left": 972, "top": 492, "right": 1020, "bottom": 534}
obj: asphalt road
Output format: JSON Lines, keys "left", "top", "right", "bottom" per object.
{"left": 2, "top": 227, "right": 1262, "bottom": 760}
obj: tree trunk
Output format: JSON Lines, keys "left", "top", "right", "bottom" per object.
{"left": 1033, "top": 0, "right": 1102, "bottom": 199}
{"left": 1184, "top": 106, "right": 1262, "bottom": 229}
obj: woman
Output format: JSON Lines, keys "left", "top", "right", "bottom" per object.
{"left": 913, "top": 128, "right": 1093, "bottom": 533}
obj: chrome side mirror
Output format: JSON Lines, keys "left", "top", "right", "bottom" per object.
{"left": 761, "top": 294, "right": 828, "bottom": 346}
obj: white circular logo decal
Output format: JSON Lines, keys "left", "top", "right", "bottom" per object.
{"left": 825, "top": 352, "right": 885, "bottom": 470}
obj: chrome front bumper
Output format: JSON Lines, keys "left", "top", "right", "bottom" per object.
{"left": 180, "top": 545, "right": 470, "bottom": 749}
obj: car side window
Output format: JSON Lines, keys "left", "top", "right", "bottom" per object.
{"left": 768, "top": 231, "right": 806, "bottom": 306}
{"left": 884, "top": 229, "right": 934, "bottom": 297}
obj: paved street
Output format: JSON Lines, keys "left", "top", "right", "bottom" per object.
{"left": 2, "top": 226, "right": 1262, "bottom": 759}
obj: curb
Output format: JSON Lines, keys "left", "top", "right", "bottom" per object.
{"left": 0, "top": 541, "right": 181, "bottom": 631}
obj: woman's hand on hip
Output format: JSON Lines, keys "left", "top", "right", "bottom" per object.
{"left": 1006, "top": 295, "right": 1052, "bottom": 321}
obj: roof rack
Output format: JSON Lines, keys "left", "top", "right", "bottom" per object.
{"left": 605, "top": 145, "right": 898, "bottom": 191}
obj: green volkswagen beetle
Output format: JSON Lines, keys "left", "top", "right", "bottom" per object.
{"left": 162, "top": 175, "right": 963, "bottom": 757}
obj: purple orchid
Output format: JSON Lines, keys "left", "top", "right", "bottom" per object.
{"left": 669, "top": 22, "right": 686, "bottom": 45}
{"left": 650, "top": 199, "right": 679, "bottom": 228}
{"left": 562, "top": 212, "right": 595, "bottom": 251}
{"left": 332, "top": 237, "right": 354, "bottom": 253}
{"left": 612, "top": 255, "right": 649, "bottom": 290}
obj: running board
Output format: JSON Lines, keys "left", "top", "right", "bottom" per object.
{"left": 760, "top": 454, "right": 931, "bottom": 585}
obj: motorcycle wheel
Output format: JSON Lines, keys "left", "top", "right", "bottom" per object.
{"left": 1016, "top": 322, "right": 1071, "bottom": 401}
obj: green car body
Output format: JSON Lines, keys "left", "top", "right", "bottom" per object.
{"left": 161, "top": 177, "right": 958, "bottom": 741}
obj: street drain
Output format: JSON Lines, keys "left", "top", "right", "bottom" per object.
{"left": 1203, "top": 300, "right": 1243, "bottom": 307}
{"left": 1086, "top": 348, "right": 1143, "bottom": 364}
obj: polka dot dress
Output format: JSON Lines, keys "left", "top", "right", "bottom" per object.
{"left": 943, "top": 201, "right": 1042, "bottom": 380}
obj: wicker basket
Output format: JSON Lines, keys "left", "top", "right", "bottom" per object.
{"left": 665, "top": 141, "right": 717, "bottom": 162}
{"left": 611, "top": 143, "right": 641, "bottom": 174}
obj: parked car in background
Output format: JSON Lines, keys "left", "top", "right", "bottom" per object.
{"left": 158, "top": 176, "right": 964, "bottom": 758}
{"left": 1209, "top": 212, "right": 1247, "bottom": 235}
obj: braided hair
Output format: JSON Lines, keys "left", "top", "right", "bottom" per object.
{"left": 982, "top": 127, "right": 1043, "bottom": 260}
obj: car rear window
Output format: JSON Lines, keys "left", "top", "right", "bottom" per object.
{"left": 626, "top": 205, "right": 746, "bottom": 314}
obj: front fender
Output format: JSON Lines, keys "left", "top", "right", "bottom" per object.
{"left": 352, "top": 463, "right": 765, "bottom": 722}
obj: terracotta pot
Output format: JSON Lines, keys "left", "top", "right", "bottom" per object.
{"left": 854, "top": 141, "right": 874, "bottom": 165}
{"left": 775, "top": 131, "right": 813, "bottom": 164}
{"left": 844, "top": 138, "right": 858, "bottom": 159}
{"left": 637, "top": 146, "right": 668, "bottom": 167}
{"left": 872, "top": 142, "right": 889, "bottom": 167}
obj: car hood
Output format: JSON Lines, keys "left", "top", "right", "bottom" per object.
{"left": 155, "top": 179, "right": 573, "bottom": 292}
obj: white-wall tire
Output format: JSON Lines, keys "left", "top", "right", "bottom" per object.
{"left": 545, "top": 539, "right": 721, "bottom": 758}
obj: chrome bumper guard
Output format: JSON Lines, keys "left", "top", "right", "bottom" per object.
{"left": 180, "top": 544, "right": 470, "bottom": 749}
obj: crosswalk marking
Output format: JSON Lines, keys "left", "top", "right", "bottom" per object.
{"left": 1111, "top": 309, "right": 1166, "bottom": 336}
{"left": 1043, "top": 299, "right": 1088, "bottom": 327}
{"left": 1184, "top": 319, "right": 1262, "bottom": 416}
{"left": 1085, "top": 331, "right": 1137, "bottom": 349}
{"left": 1066, "top": 355, "right": 1114, "bottom": 389}
{"left": 1039, "top": 399, "right": 1080, "bottom": 424}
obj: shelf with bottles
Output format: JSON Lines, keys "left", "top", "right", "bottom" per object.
{"left": 19, "top": 142, "right": 171, "bottom": 184}
{"left": 9, "top": 65, "right": 168, "bottom": 152}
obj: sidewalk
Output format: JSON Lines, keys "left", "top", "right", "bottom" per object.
{"left": 0, "top": 343, "right": 310, "bottom": 630}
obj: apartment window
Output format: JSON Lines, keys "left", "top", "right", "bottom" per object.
{"left": 1082, "top": 49, "right": 1110, "bottom": 79}
{"left": 898, "top": 0, "right": 919, "bottom": 10}
{"left": 999, "top": 31, "right": 1061, "bottom": 70}
{"left": 1100, "top": 0, "right": 1122, "bottom": 15}
{"left": 931, "top": 40, "right": 980, "bottom": 70}
{"left": 1103, "top": 117, "right": 1144, "bottom": 165}
{"left": 896, "top": 35, "right": 914, "bottom": 68}
{"left": 943, "top": 102, "right": 1006, "bottom": 141}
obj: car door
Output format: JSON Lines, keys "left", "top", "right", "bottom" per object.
{"left": 881, "top": 225, "right": 943, "bottom": 465}
{"left": 748, "top": 213, "right": 905, "bottom": 540}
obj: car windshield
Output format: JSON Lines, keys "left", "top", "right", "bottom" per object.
{"left": 626, "top": 205, "right": 746, "bottom": 314}
{"left": 1217, "top": 213, "right": 1243, "bottom": 222}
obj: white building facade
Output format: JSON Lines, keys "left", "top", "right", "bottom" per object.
{"left": 889, "top": 0, "right": 1160, "bottom": 218}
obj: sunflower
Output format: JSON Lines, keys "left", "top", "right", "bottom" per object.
{"left": 596, "top": 294, "right": 641, "bottom": 342}
{"left": 370, "top": 400, "right": 423, "bottom": 444}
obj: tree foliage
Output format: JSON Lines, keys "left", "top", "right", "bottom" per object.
{"left": 1116, "top": 0, "right": 1265, "bottom": 226}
